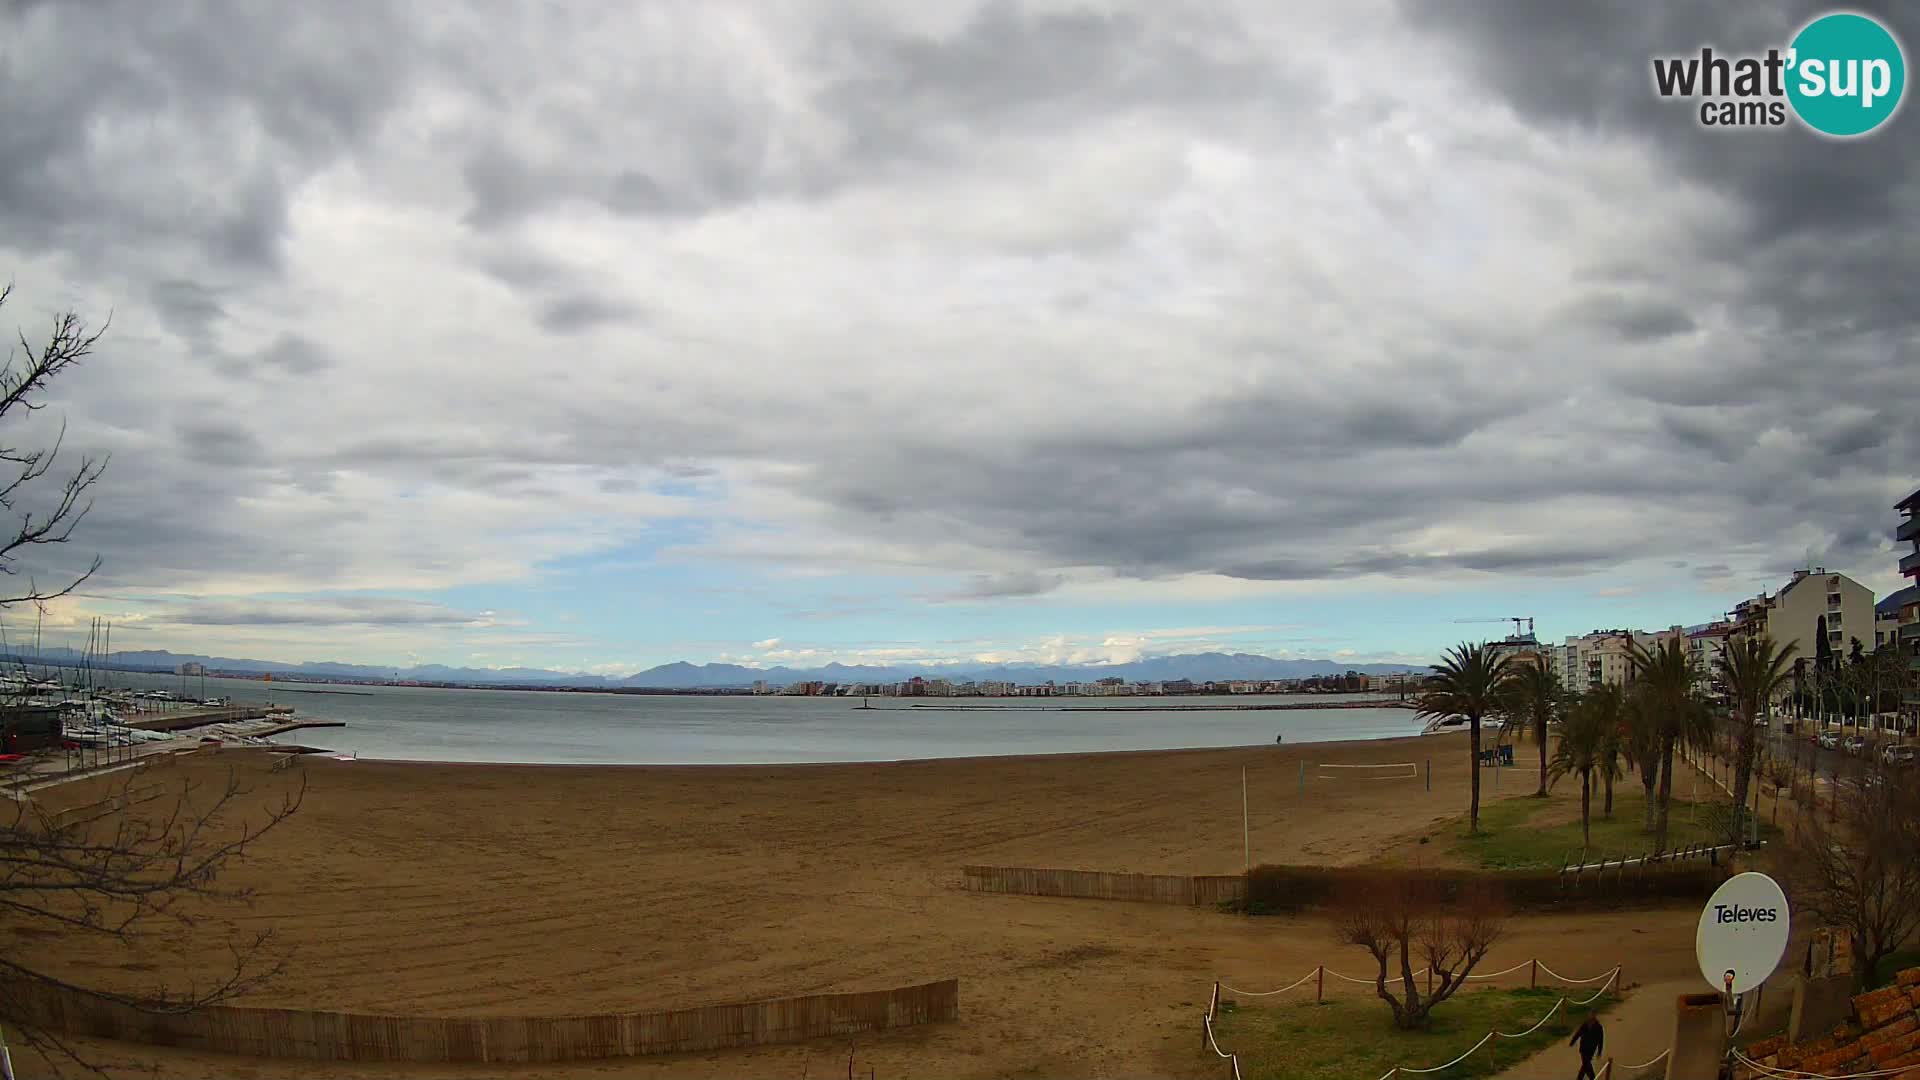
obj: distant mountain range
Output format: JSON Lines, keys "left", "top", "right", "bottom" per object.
{"left": 1, "top": 646, "right": 1424, "bottom": 689}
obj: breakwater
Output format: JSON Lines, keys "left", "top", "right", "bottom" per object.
{"left": 903, "top": 699, "right": 1418, "bottom": 713}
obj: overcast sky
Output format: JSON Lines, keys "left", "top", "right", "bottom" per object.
{"left": 1, "top": 0, "right": 1914, "bottom": 674}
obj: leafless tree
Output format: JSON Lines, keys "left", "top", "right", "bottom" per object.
{"left": 0, "top": 283, "right": 110, "bottom": 608}
{"left": 1331, "top": 873, "right": 1506, "bottom": 1030}
{"left": 1774, "top": 759, "right": 1920, "bottom": 990}
{"left": 0, "top": 284, "right": 304, "bottom": 1071}
{"left": 2, "top": 765, "right": 305, "bottom": 1067}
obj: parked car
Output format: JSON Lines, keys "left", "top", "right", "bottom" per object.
{"left": 1881, "top": 744, "right": 1918, "bottom": 767}
{"left": 1842, "top": 735, "right": 1868, "bottom": 756}
{"left": 1819, "top": 731, "right": 1841, "bottom": 750}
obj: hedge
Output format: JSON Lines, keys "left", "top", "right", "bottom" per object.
{"left": 1241, "top": 861, "right": 1729, "bottom": 914}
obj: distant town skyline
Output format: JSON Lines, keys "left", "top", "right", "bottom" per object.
{"left": 2, "top": 3, "right": 1914, "bottom": 674}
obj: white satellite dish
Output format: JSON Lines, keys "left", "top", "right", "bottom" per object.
{"left": 1696, "top": 872, "right": 1790, "bottom": 996}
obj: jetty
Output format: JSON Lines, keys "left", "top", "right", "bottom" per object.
{"left": 126, "top": 704, "right": 293, "bottom": 732}
{"left": 901, "top": 699, "right": 1419, "bottom": 713}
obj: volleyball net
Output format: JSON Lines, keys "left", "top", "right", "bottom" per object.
{"left": 1312, "top": 762, "right": 1420, "bottom": 782}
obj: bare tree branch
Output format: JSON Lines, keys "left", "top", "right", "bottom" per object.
{"left": 1774, "top": 758, "right": 1920, "bottom": 990}
{"left": 1, "top": 765, "right": 305, "bottom": 1071}
{"left": 1332, "top": 871, "right": 1508, "bottom": 1029}
{"left": 0, "top": 285, "right": 110, "bottom": 607}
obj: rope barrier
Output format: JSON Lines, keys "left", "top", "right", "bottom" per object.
{"left": 1729, "top": 1048, "right": 1920, "bottom": 1079}
{"left": 1226, "top": 959, "right": 1616, "bottom": 994}
{"left": 1205, "top": 962, "right": 1624, "bottom": 1080}
{"left": 1463, "top": 960, "right": 1534, "bottom": 980}
{"left": 1202, "top": 1012, "right": 1245, "bottom": 1080}
{"left": 1536, "top": 962, "right": 1620, "bottom": 984}
{"left": 1620, "top": 1048, "right": 1670, "bottom": 1071}
{"left": 1328, "top": 967, "right": 1396, "bottom": 984}
{"left": 1368, "top": 969, "right": 1620, "bottom": 1080}
{"left": 1220, "top": 969, "right": 1320, "bottom": 997}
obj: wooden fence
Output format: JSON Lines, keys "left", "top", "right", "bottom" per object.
{"left": 962, "top": 864, "right": 1246, "bottom": 906}
{"left": 1, "top": 978, "right": 959, "bottom": 1063}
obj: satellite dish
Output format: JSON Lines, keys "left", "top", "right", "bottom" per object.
{"left": 1696, "top": 872, "right": 1790, "bottom": 995}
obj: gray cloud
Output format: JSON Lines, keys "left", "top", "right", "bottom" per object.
{"left": 156, "top": 597, "right": 499, "bottom": 628}
{"left": 0, "top": 0, "right": 1915, "bottom": 665}
{"left": 536, "top": 293, "right": 642, "bottom": 335}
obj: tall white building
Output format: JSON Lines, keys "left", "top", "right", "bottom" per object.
{"left": 1558, "top": 629, "right": 1655, "bottom": 691}
{"left": 1727, "top": 567, "right": 1877, "bottom": 662}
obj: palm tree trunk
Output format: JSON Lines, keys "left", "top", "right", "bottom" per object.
{"left": 1641, "top": 758, "right": 1658, "bottom": 832}
{"left": 1603, "top": 769, "right": 1615, "bottom": 817}
{"left": 1469, "top": 715, "right": 1482, "bottom": 833}
{"left": 1729, "top": 710, "right": 1757, "bottom": 845}
{"left": 1581, "top": 772, "right": 1592, "bottom": 850}
{"left": 1536, "top": 718, "right": 1548, "bottom": 797}
{"left": 1654, "top": 734, "right": 1676, "bottom": 852}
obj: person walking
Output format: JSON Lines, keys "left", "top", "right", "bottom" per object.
{"left": 1569, "top": 1011, "right": 1604, "bottom": 1080}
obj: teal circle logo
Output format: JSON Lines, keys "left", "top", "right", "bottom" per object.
{"left": 1787, "top": 12, "right": 1906, "bottom": 137}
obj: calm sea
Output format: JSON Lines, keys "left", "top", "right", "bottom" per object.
{"left": 96, "top": 671, "right": 1425, "bottom": 765}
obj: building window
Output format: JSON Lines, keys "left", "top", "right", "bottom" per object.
{"left": 1829, "top": 630, "right": 1843, "bottom": 644}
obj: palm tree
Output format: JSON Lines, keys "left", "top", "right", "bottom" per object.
{"left": 1580, "top": 684, "right": 1627, "bottom": 817}
{"left": 1626, "top": 636, "right": 1703, "bottom": 852}
{"left": 1716, "top": 634, "right": 1797, "bottom": 844}
{"left": 1550, "top": 694, "right": 1617, "bottom": 851}
{"left": 1500, "top": 659, "right": 1563, "bottom": 797}
{"left": 1417, "top": 641, "right": 1517, "bottom": 834}
{"left": 1621, "top": 687, "right": 1663, "bottom": 831}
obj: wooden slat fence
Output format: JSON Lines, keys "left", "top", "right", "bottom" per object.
{"left": 963, "top": 864, "right": 1245, "bottom": 906}
{"left": 1, "top": 978, "right": 958, "bottom": 1063}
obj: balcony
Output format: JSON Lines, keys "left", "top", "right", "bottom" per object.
{"left": 1902, "top": 550, "right": 1920, "bottom": 576}
{"left": 1899, "top": 515, "right": 1920, "bottom": 543}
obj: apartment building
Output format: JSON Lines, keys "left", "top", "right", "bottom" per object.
{"left": 1557, "top": 629, "right": 1655, "bottom": 691}
{"left": 1878, "top": 590, "right": 1912, "bottom": 651}
{"left": 1899, "top": 489, "right": 1920, "bottom": 720}
{"left": 1686, "top": 622, "right": 1733, "bottom": 695}
{"left": 1728, "top": 567, "right": 1877, "bottom": 662}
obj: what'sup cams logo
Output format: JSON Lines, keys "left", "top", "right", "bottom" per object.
{"left": 1652, "top": 10, "right": 1906, "bottom": 137}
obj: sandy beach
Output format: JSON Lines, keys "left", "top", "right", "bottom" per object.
{"left": 11, "top": 733, "right": 1717, "bottom": 1078}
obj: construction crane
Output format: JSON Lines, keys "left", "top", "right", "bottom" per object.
{"left": 1453, "top": 616, "right": 1535, "bottom": 639}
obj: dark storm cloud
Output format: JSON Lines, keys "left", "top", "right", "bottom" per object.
{"left": 1224, "top": 545, "right": 1617, "bottom": 582}
{"left": 823, "top": 3, "right": 1282, "bottom": 154}
{"left": 255, "top": 335, "right": 333, "bottom": 376}
{"left": 928, "top": 571, "right": 1068, "bottom": 602}
{"left": 1564, "top": 294, "right": 1697, "bottom": 342}
{"left": 1386, "top": 0, "right": 1919, "bottom": 586}
{"left": 148, "top": 280, "right": 225, "bottom": 342}
{"left": 454, "top": 3, "right": 1293, "bottom": 230}
{"left": 174, "top": 420, "right": 265, "bottom": 465}
{"left": 1400, "top": 0, "right": 1920, "bottom": 322}
{"left": 159, "top": 597, "right": 497, "bottom": 628}
{"left": 5, "top": 0, "right": 1916, "bottom": 647}
{"left": 536, "top": 293, "right": 642, "bottom": 335}
{"left": 0, "top": 1, "right": 418, "bottom": 272}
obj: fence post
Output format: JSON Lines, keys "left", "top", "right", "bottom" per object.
{"left": 1425, "top": 759, "right": 1431, "bottom": 792}
{"left": 1530, "top": 959, "right": 1538, "bottom": 989}
{"left": 1317, "top": 965, "right": 1325, "bottom": 1003}
{"left": 1299, "top": 760, "right": 1305, "bottom": 796}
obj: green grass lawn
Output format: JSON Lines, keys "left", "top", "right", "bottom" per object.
{"left": 1211, "top": 986, "right": 1619, "bottom": 1080}
{"left": 1443, "top": 772, "right": 1774, "bottom": 871}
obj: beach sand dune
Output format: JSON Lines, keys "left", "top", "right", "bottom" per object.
{"left": 9, "top": 734, "right": 1706, "bottom": 1078}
